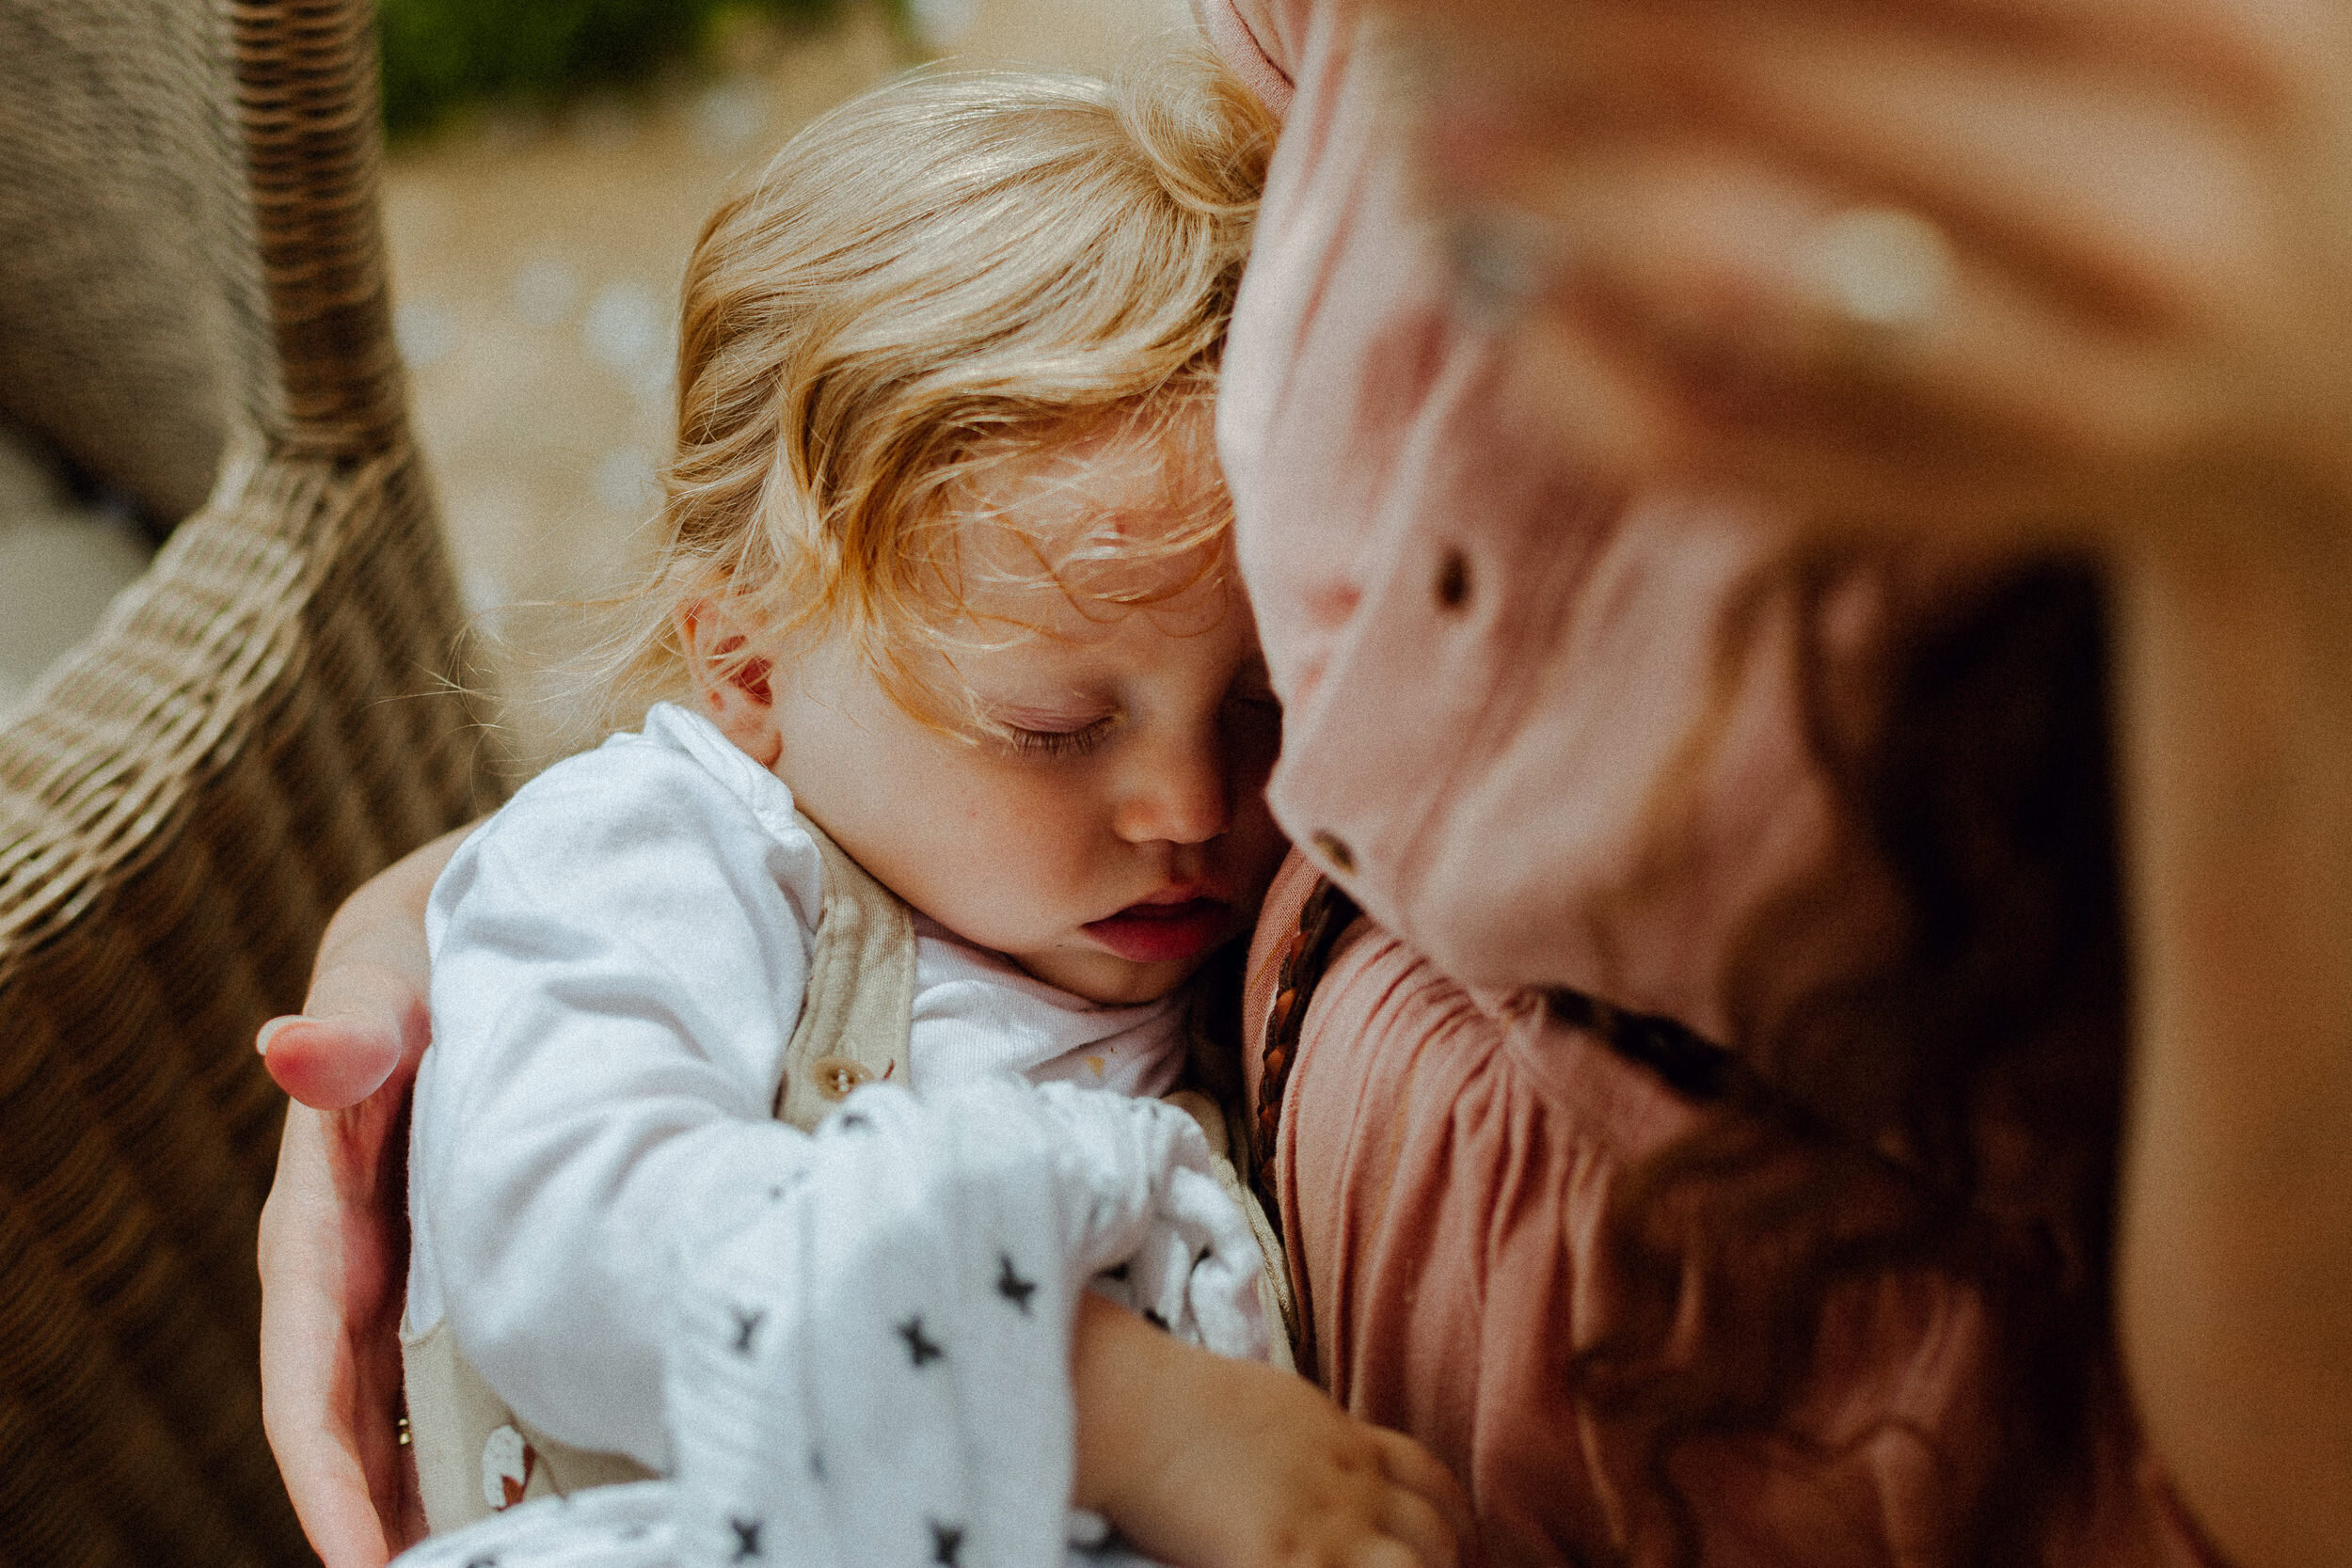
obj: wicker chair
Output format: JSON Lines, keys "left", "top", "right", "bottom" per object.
{"left": 0, "top": 0, "right": 483, "bottom": 1561}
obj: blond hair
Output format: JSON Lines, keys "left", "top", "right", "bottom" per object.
{"left": 596, "top": 51, "right": 1275, "bottom": 730}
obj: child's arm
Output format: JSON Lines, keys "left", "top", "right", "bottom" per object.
{"left": 1071, "top": 1294, "right": 1473, "bottom": 1568}
{"left": 410, "top": 746, "right": 826, "bottom": 1466}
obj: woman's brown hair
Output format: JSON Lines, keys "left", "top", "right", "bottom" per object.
{"left": 1573, "top": 549, "right": 2131, "bottom": 1566}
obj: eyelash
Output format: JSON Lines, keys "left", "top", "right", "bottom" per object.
{"left": 1007, "top": 720, "right": 1112, "bottom": 759}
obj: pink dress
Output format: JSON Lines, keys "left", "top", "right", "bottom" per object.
{"left": 1241, "top": 854, "right": 2216, "bottom": 1568}
{"left": 1198, "top": 1, "right": 2226, "bottom": 1561}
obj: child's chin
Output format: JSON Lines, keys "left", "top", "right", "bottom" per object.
{"left": 1019, "top": 948, "right": 1197, "bottom": 1006}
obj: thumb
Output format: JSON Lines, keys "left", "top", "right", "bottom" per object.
{"left": 260, "top": 959, "right": 431, "bottom": 1110}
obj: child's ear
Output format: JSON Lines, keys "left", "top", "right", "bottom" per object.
{"left": 680, "top": 599, "right": 783, "bottom": 768}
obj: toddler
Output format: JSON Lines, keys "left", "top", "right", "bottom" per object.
{"left": 393, "top": 55, "right": 1466, "bottom": 1568}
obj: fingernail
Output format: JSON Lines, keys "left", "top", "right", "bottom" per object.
{"left": 256, "top": 1016, "right": 310, "bottom": 1055}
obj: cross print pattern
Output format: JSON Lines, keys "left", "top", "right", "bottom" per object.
{"left": 996, "top": 1254, "right": 1037, "bottom": 1315}
{"left": 898, "top": 1314, "right": 946, "bottom": 1368}
{"left": 389, "top": 1078, "right": 1264, "bottom": 1568}
{"left": 662, "top": 1081, "right": 1266, "bottom": 1568}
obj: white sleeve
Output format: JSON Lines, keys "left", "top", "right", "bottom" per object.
{"left": 407, "top": 739, "right": 823, "bottom": 1471}
{"left": 664, "top": 1078, "right": 1267, "bottom": 1568}
{"left": 388, "top": 1078, "right": 1267, "bottom": 1568}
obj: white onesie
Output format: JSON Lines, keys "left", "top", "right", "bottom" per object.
{"left": 406, "top": 702, "right": 1244, "bottom": 1475}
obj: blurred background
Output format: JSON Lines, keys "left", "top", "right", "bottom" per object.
{"left": 0, "top": 0, "right": 1195, "bottom": 768}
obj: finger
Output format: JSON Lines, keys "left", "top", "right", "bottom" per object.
{"left": 1430, "top": 213, "right": 1699, "bottom": 481}
{"left": 260, "top": 1241, "right": 397, "bottom": 1564}
{"left": 1379, "top": 0, "right": 2306, "bottom": 116}
{"left": 1398, "top": 24, "right": 2239, "bottom": 481}
{"left": 1375, "top": 1483, "right": 1460, "bottom": 1568}
{"left": 1409, "top": 3, "right": 2265, "bottom": 337}
{"left": 262, "top": 954, "right": 433, "bottom": 1108}
{"left": 1374, "top": 1431, "right": 1477, "bottom": 1556}
{"left": 262, "top": 1016, "right": 404, "bottom": 1110}
{"left": 262, "top": 1411, "right": 398, "bottom": 1568}
{"left": 260, "top": 1108, "right": 413, "bottom": 1565}
{"left": 261, "top": 1346, "right": 405, "bottom": 1568}
{"left": 1580, "top": 5, "right": 2266, "bottom": 331}
{"left": 1752, "top": 0, "right": 2317, "bottom": 106}
{"left": 1463, "top": 147, "right": 2215, "bottom": 498}
{"left": 1343, "top": 1535, "right": 1425, "bottom": 1568}
{"left": 1499, "top": 302, "right": 2152, "bottom": 531}
{"left": 263, "top": 823, "right": 469, "bottom": 1104}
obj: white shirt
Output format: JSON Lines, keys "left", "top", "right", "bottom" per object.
{"left": 394, "top": 1071, "right": 1263, "bottom": 1568}
{"left": 407, "top": 703, "right": 1192, "bottom": 1469}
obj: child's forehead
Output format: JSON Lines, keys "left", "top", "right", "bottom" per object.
{"left": 950, "top": 534, "right": 1238, "bottom": 648}
{"left": 964, "top": 404, "right": 1216, "bottom": 526}
{"left": 946, "top": 405, "right": 1230, "bottom": 622}
{"left": 930, "top": 552, "right": 1256, "bottom": 711}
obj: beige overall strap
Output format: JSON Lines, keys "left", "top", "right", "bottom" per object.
{"left": 773, "top": 810, "right": 917, "bottom": 1132}
{"left": 403, "top": 1312, "right": 656, "bottom": 1534}
{"left": 405, "top": 809, "right": 918, "bottom": 1538}
{"left": 1163, "top": 1088, "right": 1300, "bottom": 1375}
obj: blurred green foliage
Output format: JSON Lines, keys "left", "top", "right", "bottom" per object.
{"left": 376, "top": 0, "right": 860, "bottom": 138}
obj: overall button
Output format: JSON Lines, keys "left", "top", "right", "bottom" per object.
{"left": 808, "top": 1055, "right": 872, "bottom": 1100}
{"left": 1434, "top": 546, "right": 1470, "bottom": 611}
{"left": 1311, "top": 831, "right": 1356, "bottom": 876}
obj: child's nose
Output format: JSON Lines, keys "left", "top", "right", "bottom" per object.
{"left": 1113, "top": 733, "right": 1231, "bottom": 847}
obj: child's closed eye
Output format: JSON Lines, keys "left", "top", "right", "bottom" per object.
{"left": 1007, "top": 718, "right": 1114, "bottom": 759}
{"left": 968, "top": 694, "right": 1120, "bottom": 759}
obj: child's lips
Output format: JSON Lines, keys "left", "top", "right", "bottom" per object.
{"left": 1082, "top": 897, "right": 1233, "bottom": 965}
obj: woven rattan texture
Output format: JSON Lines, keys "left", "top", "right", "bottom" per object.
{"left": 235, "top": 0, "right": 407, "bottom": 455}
{"left": 0, "top": 1, "right": 487, "bottom": 1562}
{"left": 0, "top": 0, "right": 268, "bottom": 523}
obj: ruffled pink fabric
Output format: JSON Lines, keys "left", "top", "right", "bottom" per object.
{"left": 1242, "top": 856, "right": 2220, "bottom": 1568}
{"left": 1201, "top": 1, "right": 2225, "bottom": 1559}
{"left": 1207, "top": 0, "right": 1904, "bottom": 1047}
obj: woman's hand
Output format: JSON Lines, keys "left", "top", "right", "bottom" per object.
{"left": 257, "top": 826, "right": 470, "bottom": 1568}
{"left": 1375, "top": 0, "right": 2352, "bottom": 541}
{"left": 1071, "top": 1295, "right": 1476, "bottom": 1567}
{"left": 1373, "top": 8, "right": 2352, "bottom": 1566}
